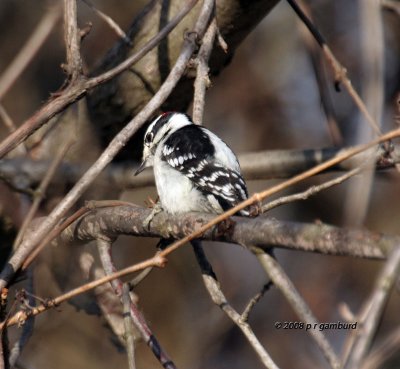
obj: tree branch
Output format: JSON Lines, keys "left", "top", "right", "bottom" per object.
{"left": 286, "top": 0, "right": 383, "bottom": 137}
{"left": 122, "top": 283, "right": 136, "bottom": 369}
{"left": 342, "top": 246, "right": 400, "bottom": 369}
{"left": 63, "top": 0, "right": 83, "bottom": 80}
{"left": 252, "top": 247, "right": 339, "bottom": 368}
{"left": 0, "top": 0, "right": 215, "bottom": 290}
{"left": 54, "top": 204, "right": 395, "bottom": 259}
{"left": 192, "top": 18, "right": 217, "bottom": 124}
{"left": 1, "top": 203, "right": 398, "bottom": 331}
{"left": 96, "top": 239, "right": 177, "bottom": 369}
{"left": 0, "top": 4, "right": 62, "bottom": 101}
{"left": 191, "top": 241, "right": 279, "bottom": 369}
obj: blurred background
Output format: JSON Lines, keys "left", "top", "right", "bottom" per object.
{"left": 0, "top": 0, "right": 399, "bottom": 368}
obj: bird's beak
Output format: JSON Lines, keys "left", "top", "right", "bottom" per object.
{"left": 134, "top": 160, "right": 147, "bottom": 176}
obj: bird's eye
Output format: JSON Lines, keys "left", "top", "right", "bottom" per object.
{"left": 144, "top": 132, "right": 154, "bottom": 145}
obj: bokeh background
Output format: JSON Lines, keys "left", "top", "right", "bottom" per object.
{"left": 0, "top": 1, "right": 399, "bottom": 368}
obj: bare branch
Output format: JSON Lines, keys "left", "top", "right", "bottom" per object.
{"left": 0, "top": 4, "right": 62, "bottom": 101}
{"left": 262, "top": 166, "right": 362, "bottom": 213}
{"left": 63, "top": 0, "right": 83, "bottom": 80}
{"left": 382, "top": 0, "right": 400, "bottom": 15}
{"left": 80, "top": 0, "right": 131, "bottom": 45}
{"left": 122, "top": 284, "right": 136, "bottom": 369}
{"left": 0, "top": 287, "right": 9, "bottom": 369}
{"left": 191, "top": 241, "right": 280, "bottom": 369}
{"left": 361, "top": 326, "right": 400, "bottom": 369}
{"left": 252, "top": 247, "right": 339, "bottom": 369}
{"left": 192, "top": 19, "right": 217, "bottom": 124}
{"left": 13, "top": 138, "right": 74, "bottom": 248}
{"left": 286, "top": 0, "right": 383, "bottom": 137}
{"left": 0, "top": 105, "right": 27, "bottom": 157}
{"left": 343, "top": 0, "right": 384, "bottom": 226}
{"left": 54, "top": 204, "right": 395, "bottom": 259}
{"left": 0, "top": 105, "right": 16, "bottom": 134}
{"left": 241, "top": 282, "right": 272, "bottom": 323}
{"left": 342, "top": 246, "right": 400, "bottom": 369}
{"left": 1, "top": 206, "right": 398, "bottom": 331}
{"left": 296, "top": 0, "right": 342, "bottom": 145}
{"left": 8, "top": 270, "right": 35, "bottom": 367}
{"left": 22, "top": 200, "right": 132, "bottom": 270}
{"left": 0, "top": 253, "right": 167, "bottom": 330}
{"left": 96, "top": 239, "right": 177, "bottom": 369}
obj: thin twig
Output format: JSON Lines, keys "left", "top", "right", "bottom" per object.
{"left": 342, "top": 246, "right": 400, "bottom": 369}
{"left": 361, "top": 326, "right": 400, "bottom": 369}
{"left": 80, "top": 0, "right": 131, "bottom": 45}
{"left": 191, "top": 241, "right": 280, "bottom": 369}
{"left": 286, "top": 0, "right": 383, "bottom": 137}
{"left": 241, "top": 282, "right": 273, "bottom": 322}
{"left": 252, "top": 247, "right": 340, "bottom": 369}
{"left": 296, "top": 0, "right": 342, "bottom": 145}
{"left": 262, "top": 166, "right": 362, "bottom": 213}
{"left": 0, "top": 104, "right": 27, "bottom": 156}
{"left": 129, "top": 267, "right": 154, "bottom": 289}
{"left": 382, "top": 0, "right": 400, "bottom": 15}
{"left": 192, "top": 18, "right": 217, "bottom": 124}
{"left": 343, "top": 0, "right": 384, "bottom": 226}
{"left": 21, "top": 200, "right": 133, "bottom": 270}
{"left": 0, "top": 287, "right": 9, "bottom": 369}
{"left": 13, "top": 139, "right": 74, "bottom": 248}
{"left": 63, "top": 0, "right": 83, "bottom": 80}
{"left": 9, "top": 270, "right": 35, "bottom": 367}
{"left": 122, "top": 284, "right": 136, "bottom": 369}
{"left": 0, "top": 4, "right": 62, "bottom": 101}
{"left": 0, "top": 105, "right": 16, "bottom": 133}
{"left": 0, "top": 251, "right": 167, "bottom": 330}
{"left": 98, "top": 239, "right": 177, "bottom": 369}
{"left": 0, "top": 0, "right": 213, "bottom": 290}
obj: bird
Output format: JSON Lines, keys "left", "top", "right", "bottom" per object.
{"left": 135, "top": 112, "right": 249, "bottom": 218}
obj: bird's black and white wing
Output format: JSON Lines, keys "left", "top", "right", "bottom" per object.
{"left": 161, "top": 124, "right": 248, "bottom": 215}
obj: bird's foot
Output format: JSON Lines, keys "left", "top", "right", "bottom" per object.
{"left": 143, "top": 202, "right": 163, "bottom": 230}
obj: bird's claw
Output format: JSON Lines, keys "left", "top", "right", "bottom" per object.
{"left": 143, "top": 202, "right": 163, "bottom": 229}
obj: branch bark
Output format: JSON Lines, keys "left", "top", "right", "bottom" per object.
{"left": 54, "top": 204, "right": 395, "bottom": 259}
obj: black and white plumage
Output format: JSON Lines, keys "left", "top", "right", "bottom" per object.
{"left": 135, "top": 112, "right": 249, "bottom": 216}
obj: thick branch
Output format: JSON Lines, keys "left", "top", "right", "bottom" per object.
{"left": 55, "top": 204, "right": 395, "bottom": 259}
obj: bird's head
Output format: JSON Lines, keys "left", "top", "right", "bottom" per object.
{"left": 135, "top": 112, "right": 193, "bottom": 175}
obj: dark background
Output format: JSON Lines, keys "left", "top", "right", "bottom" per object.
{"left": 0, "top": 1, "right": 399, "bottom": 368}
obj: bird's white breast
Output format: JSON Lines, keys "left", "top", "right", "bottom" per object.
{"left": 154, "top": 148, "right": 222, "bottom": 214}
